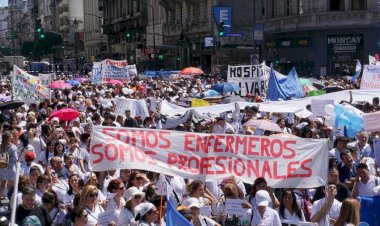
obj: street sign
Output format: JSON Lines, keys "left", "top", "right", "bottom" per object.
{"left": 225, "top": 33, "right": 244, "bottom": 37}
{"left": 204, "top": 37, "right": 214, "bottom": 47}
{"left": 213, "top": 6, "right": 232, "bottom": 34}
{"left": 253, "top": 24, "right": 264, "bottom": 41}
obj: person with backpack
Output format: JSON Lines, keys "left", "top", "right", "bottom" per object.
{"left": 0, "top": 131, "right": 17, "bottom": 199}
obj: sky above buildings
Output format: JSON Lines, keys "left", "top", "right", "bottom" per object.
{"left": 0, "top": 0, "right": 7, "bottom": 7}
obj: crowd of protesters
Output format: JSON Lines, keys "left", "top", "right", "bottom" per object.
{"left": 0, "top": 71, "right": 377, "bottom": 226}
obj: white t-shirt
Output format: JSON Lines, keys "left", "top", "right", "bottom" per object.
{"left": 358, "top": 175, "right": 380, "bottom": 196}
{"left": 250, "top": 207, "right": 282, "bottom": 226}
{"left": 311, "top": 198, "right": 341, "bottom": 226}
{"left": 117, "top": 208, "right": 136, "bottom": 226}
{"left": 278, "top": 207, "right": 305, "bottom": 222}
{"left": 86, "top": 205, "right": 105, "bottom": 226}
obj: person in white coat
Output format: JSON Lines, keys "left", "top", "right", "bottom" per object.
{"left": 250, "top": 190, "right": 282, "bottom": 226}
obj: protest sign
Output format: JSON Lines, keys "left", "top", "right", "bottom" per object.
{"left": 92, "top": 62, "right": 103, "bottom": 84}
{"left": 227, "top": 64, "right": 269, "bottom": 96}
{"left": 12, "top": 66, "right": 51, "bottom": 104}
{"left": 224, "top": 199, "right": 245, "bottom": 216}
{"left": 90, "top": 126, "right": 328, "bottom": 188}
{"left": 97, "top": 211, "right": 118, "bottom": 226}
{"left": 114, "top": 98, "right": 149, "bottom": 119}
{"left": 102, "top": 59, "right": 130, "bottom": 80}
{"left": 311, "top": 99, "right": 334, "bottom": 116}
{"left": 360, "top": 65, "right": 380, "bottom": 89}
{"left": 38, "top": 73, "right": 54, "bottom": 86}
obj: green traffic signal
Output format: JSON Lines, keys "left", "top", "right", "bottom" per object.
{"left": 219, "top": 31, "right": 224, "bottom": 37}
{"left": 40, "top": 34, "right": 45, "bottom": 38}
{"left": 126, "top": 32, "right": 131, "bottom": 38}
{"left": 37, "top": 28, "right": 42, "bottom": 33}
{"left": 158, "top": 54, "right": 164, "bottom": 60}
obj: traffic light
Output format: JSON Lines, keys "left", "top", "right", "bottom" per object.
{"left": 126, "top": 31, "right": 131, "bottom": 41}
{"left": 36, "top": 18, "right": 42, "bottom": 33}
{"left": 158, "top": 54, "right": 164, "bottom": 61}
{"left": 218, "top": 21, "right": 225, "bottom": 37}
{"left": 40, "top": 32, "right": 45, "bottom": 39}
{"left": 176, "top": 55, "right": 181, "bottom": 61}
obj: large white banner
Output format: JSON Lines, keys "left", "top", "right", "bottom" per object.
{"left": 227, "top": 64, "right": 270, "bottom": 96}
{"left": 114, "top": 98, "right": 149, "bottom": 120}
{"left": 90, "top": 126, "right": 329, "bottom": 188}
{"left": 12, "top": 66, "right": 51, "bottom": 104}
{"left": 360, "top": 65, "right": 380, "bottom": 89}
{"left": 91, "top": 59, "right": 137, "bottom": 83}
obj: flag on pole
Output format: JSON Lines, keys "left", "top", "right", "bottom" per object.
{"left": 351, "top": 60, "right": 362, "bottom": 82}
{"left": 166, "top": 200, "right": 192, "bottom": 226}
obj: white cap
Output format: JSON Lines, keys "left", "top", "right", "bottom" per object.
{"left": 134, "top": 202, "right": 155, "bottom": 218}
{"left": 255, "top": 190, "right": 271, "bottom": 207}
{"left": 124, "top": 187, "right": 144, "bottom": 203}
{"left": 183, "top": 197, "right": 200, "bottom": 208}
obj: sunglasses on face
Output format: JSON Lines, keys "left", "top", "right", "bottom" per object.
{"left": 89, "top": 193, "right": 98, "bottom": 198}
{"left": 119, "top": 187, "right": 125, "bottom": 190}
{"left": 134, "top": 195, "right": 142, "bottom": 199}
{"left": 135, "top": 176, "right": 143, "bottom": 180}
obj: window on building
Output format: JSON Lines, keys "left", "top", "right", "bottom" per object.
{"left": 298, "top": 0, "right": 304, "bottom": 14}
{"left": 352, "top": 0, "right": 366, "bottom": 10}
{"left": 286, "top": 0, "right": 290, "bottom": 16}
{"left": 329, "top": 0, "right": 344, "bottom": 11}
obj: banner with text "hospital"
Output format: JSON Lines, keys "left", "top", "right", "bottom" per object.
{"left": 90, "top": 126, "right": 328, "bottom": 188}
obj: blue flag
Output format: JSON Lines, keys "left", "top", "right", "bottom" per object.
{"left": 166, "top": 200, "right": 192, "bottom": 226}
{"left": 360, "top": 195, "right": 380, "bottom": 226}
{"left": 351, "top": 60, "right": 362, "bottom": 82}
{"left": 266, "top": 67, "right": 304, "bottom": 101}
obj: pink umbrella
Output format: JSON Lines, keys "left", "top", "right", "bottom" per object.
{"left": 243, "top": 119, "right": 282, "bottom": 132}
{"left": 49, "top": 108, "right": 80, "bottom": 121}
{"left": 75, "top": 77, "right": 88, "bottom": 82}
{"left": 107, "top": 79, "right": 125, "bottom": 87}
{"left": 49, "top": 81, "right": 72, "bottom": 89}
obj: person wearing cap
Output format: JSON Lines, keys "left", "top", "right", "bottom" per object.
{"left": 186, "top": 197, "right": 220, "bottom": 226}
{"left": 250, "top": 190, "right": 281, "bottom": 226}
{"left": 329, "top": 137, "right": 349, "bottom": 164}
{"left": 117, "top": 187, "right": 144, "bottom": 225}
{"left": 212, "top": 117, "right": 235, "bottom": 134}
{"left": 311, "top": 182, "right": 342, "bottom": 226}
{"left": 133, "top": 202, "right": 159, "bottom": 226}
{"left": 20, "top": 150, "right": 44, "bottom": 176}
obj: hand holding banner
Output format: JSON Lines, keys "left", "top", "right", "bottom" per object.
{"left": 90, "top": 126, "right": 328, "bottom": 188}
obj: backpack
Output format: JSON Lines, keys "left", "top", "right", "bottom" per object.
{"left": 0, "top": 150, "right": 9, "bottom": 169}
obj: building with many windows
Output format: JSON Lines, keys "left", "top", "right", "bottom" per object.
{"left": 257, "top": 0, "right": 377, "bottom": 77}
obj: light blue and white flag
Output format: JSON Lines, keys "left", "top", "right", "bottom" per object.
{"left": 351, "top": 60, "right": 362, "bottom": 82}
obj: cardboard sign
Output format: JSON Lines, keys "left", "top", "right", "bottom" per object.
{"left": 224, "top": 199, "right": 245, "bottom": 216}
{"left": 361, "top": 65, "right": 380, "bottom": 89}
{"left": 311, "top": 99, "right": 334, "bottom": 116}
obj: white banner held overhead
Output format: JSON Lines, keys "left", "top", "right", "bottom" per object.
{"left": 311, "top": 99, "right": 334, "bottom": 116}
{"left": 114, "top": 98, "right": 149, "bottom": 120}
{"left": 38, "top": 73, "right": 54, "bottom": 86}
{"left": 227, "top": 64, "right": 269, "bottom": 96}
{"left": 360, "top": 65, "right": 380, "bottom": 89}
{"left": 12, "top": 66, "right": 51, "bottom": 105}
{"left": 90, "top": 126, "right": 329, "bottom": 188}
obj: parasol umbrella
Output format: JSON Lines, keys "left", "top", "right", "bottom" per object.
{"left": 107, "top": 79, "right": 125, "bottom": 87}
{"left": 179, "top": 67, "right": 204, "bottom": 76}
{"left": 211, "top": 82, "right": 241, "bottom": 93}
{"left": 49, "top": 81, "right": 72, "bottom": 89}
{"left": 75, "top": 77, "right": 88, "bottom": 82}
{"left": 243, "top": 119, "right": 282, "bottom": 132}
{"left": 323, "top": 86, "right": 344, "bottom": 93}
{"left": 49, "top": 108, "right": 80, "bottom": 121}
{"left": 0, "top": 94, "right": 11, "bottom": 102}
{"left": 66, "top": 80, "right": 80, "bottom": 86}
{"left": 0, "top": 100, "right": 25, "bottom": 110}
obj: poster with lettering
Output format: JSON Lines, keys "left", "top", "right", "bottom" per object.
{"left": 360, "top": 65, "right": 380, "bottom": 89}
{"left": 91, "top": 62, "right": 103, "bottom": 84}
{"left": 311, "top": 99, "right": 334, "bottom": 116}
{"left": 12, "top": 66, "right": 51, "bottom": 105}
{"left": 90, "top": 126, "right": 328, "bottom": 188}
{"left": 227, "top": 64, "right": 269, "bottom": 96}
{"left": 102, "top": 59, "right": 130, "bottom": 80}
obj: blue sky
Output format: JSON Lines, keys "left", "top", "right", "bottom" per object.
{"left": 0, "top": 0, "right": 7, "bottom": 7}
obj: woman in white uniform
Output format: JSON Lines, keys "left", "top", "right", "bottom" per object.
{"left": 250, "top": 190, "right": 281, "bottom": 226}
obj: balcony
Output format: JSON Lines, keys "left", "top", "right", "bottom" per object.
{"left": 259, "top": 11, "right": 377, "bottom": 33}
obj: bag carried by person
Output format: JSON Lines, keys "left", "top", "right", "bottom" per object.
{"left": 0, "top": 150, "right": 9, "bottom": 169}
